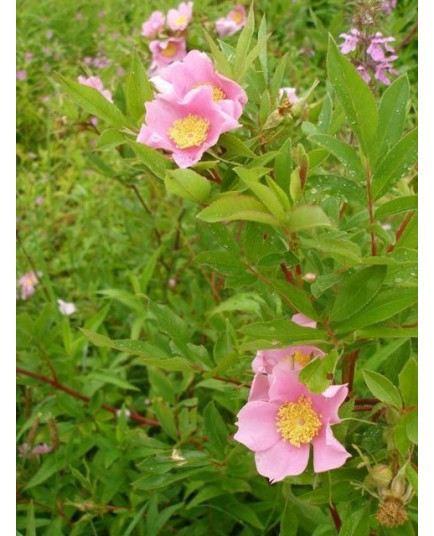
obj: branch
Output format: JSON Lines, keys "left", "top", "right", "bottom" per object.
{"left": 16, "top": 367, "right": 159, "bottom": 427}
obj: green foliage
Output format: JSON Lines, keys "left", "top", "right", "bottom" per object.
{"left": 17, "top": 0, "right": 418, "bottom": 534}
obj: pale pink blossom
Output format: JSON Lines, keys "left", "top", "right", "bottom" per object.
{"left": 19, "top": 443, "right": 53, "bottom": 458}
{"left": 57, "top": 299, "right": 77, "bottom": 316}
{"left": 169, "top": 278, "right": 177, "bottom": 288}
{"left": 141, "top": 11, "right": 166, "bottom": 38}
{"left": 151, "top": 50, "right": 247, "bottom": 120}
{"left": 16, "top": 70, "right": 27, "bottom": 81}
{"left": 17, "top": 272, "right": 42, "bottom": 300}
{"left": 149, "top": 37, "right": 187, "bottom": 75}
{"left": 234, "top": 362, "right": 350, "bottom": 482}
{"left": 24, "top": 52, "right": 34, "bottom": 62}
{"left": 215, "top": 5, "right": 246, "bottom": 37}
{"left": 374, "top": 57, "right": 399, "bottom": 85}
{"left": 339, "top": 28, "right": 361, "bottom": 54}
{"left": 167, "top": 2, "right": 193, "bottom": 31}
{"left": 137, "top": 85, "right": 240, "bottom": 168}
{"left": 251, "top": 313, "right": 321, "bottom": 373}
{"left": 35, "top": 196, "right": 44, "bottom": 205}
{"left": 77, "top": 75, "right": 113, "bottom": 102}
{"left": 303, "top": 273, "right": 317, "bottom": 282}
{"left": 367, "top": 33, "right": 395, "bottom": 62}
{"left": 357, "top": 65, "right": 372, "bottom": 84}
{"left": 278, "top": 87, "right": 300, "bottom": 104}
{"left": 381, "top": 0, "right": 397, "bottom": 15}
{"left": 116, "top": 66, "right": 126, "bottom": 77}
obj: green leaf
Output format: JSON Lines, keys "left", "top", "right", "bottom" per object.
{"left": 308, "top": 175, "right": 365, "bottom": 204}
{"left": 60, "top": 76, "right": 131, "bottom": 128}
{"left": 309, "top": 134, "right": 365, "bottom": 181}
{"left": 131, "top": 141, "right": 174, "bottom": 181}
{"left": 405, "top": 464, "right": 418, "bottom": 495}
{"left": 235, "top": 168, "right": 286, "bottom": 221}
{"left": 285, "top": 205, "right": 331, "bottom": 232}
{"left": 280, "top": 501, "right": 299, "bottom": 536}
{"left": 187, "top": 486, "right": 226, "bottom": 509}
{"left": 377, "top": 75, "right": 410, "bottom": 157}
{"left": 335, "top": 287, "right": 417, "bottom": 332}
{"left": 219, "top": 133, "right": 257, "bottom": 158}
{"left": 299, "top": 349, "right": 341, "bottom": 393}
{"left": 375, "top": 195, "right": 418, "bottom": 220}
{"left": 241, "top": 319, "right": 329, "bottom": 346}
{"left": 126, "top": 52, "right": 154, "bottom": 122}
{"left": 399, "top": 358, "right": 418, "bottom": 407}
{"left": 271, "top": 279, "right": 319, "bottom": 320}
{"left": 327, "top": 37, "right": 378, "bottom": 158}
{"left": 88, "top": 371, "right": 140, "bottom": 391}
{"left": 165, "top": 169, "right": 211, "bottom": 203}
{"left": 203, "top": 402, "right": 228, "bottom": 453}
{"left": 372, "top": 128, "right": 418, "bottom": 200}
{"left": 234, "top": 5, "right": 254, "bottom": 81}
{"left": 239, "top": 18, "right": 268, "bottom": 81}
{"left": 153, "top": 398, "right": 178, "bottom": 440}
{"left": 362, "top": 369, "right": 402, "bottom": 408}
{"left": 270, "top": 54, "right": 288, "bottom": 100}
{"left": 330, "top": 265, "right": 387, "bottom": 322}
{"left": 301, "top": 236, "right": 361, "bottom": 262}
{"left": 197, "top": 195, "right": 279, "bottom": 225}
{"left": 25, "top": 501, "right": 36, "bottom": 536}
{"left": 274, "top": 137, "right": 292, "bottom": 192}
{"left": 95, "top": 128, "right": 126, "bottom": 150}
{"left": 202, "top": 30, "right": 233, "bottom": 78}
{"left": 405, "top": 410, "right": 417, "bottom": 444}
{"left": 338, "top": 505, "right": 370, "bottom": 536}
{"left": 80, "top": 328, "right": 112, "bottom": 348}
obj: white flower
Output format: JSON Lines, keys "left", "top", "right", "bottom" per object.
{"left": 57, "top": 299, "right": 77, "bottom": 316}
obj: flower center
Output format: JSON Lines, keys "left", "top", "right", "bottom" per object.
{"left": 289, "top": 350, "right": 313, "bottom": 368}
{"left": 175, "top": 15, "right": 188, "bottom": 26}
{"left": 161, "top": 42, "right": 178, "bottom": 57}
{"left": 276, "top": 395, "right": 321, "bottom": 447}
{"left": 193, "top": 83, "right": 226, "bottom": 101}
{"left": 168, "top": 114, "right": 210, "bottom": 149}
{"left": 232, "top": 11, "right": 244, "bottom": 24}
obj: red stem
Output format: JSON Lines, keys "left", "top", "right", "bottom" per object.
{"left": 387, "top": 212, "right": 414, "bottom": 253}
{"left": 16, "top": 367, "right": 159, "bottom": 426}
{"left": 329, "top": 502, "right": 342, "bottom": 532}
{"left": 279, "top": 262, "right": 295, "bottom": 285}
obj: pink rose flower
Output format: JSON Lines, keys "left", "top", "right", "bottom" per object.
{"left": 167, "top": 1, "right": 193, "bottom": 31}
{"left": 137, "top": 85, "right": 241, "bottom": 168}
{"left": 234, "top": 362, "right": 351, "bottom": 482}
{"left": 151, "top": 50, "right": 247, "bottom": 120}
{"left": 141, "top": 11, "right": 166, "bottom": 38}
{"left": 149, "top": 37, "right": 187, "bottom": 75}
{"left": 77, "top": 75, "right": 113, "bottom": 102}
{"left": 215, "top": 5, "right": 246, "bottom": 37}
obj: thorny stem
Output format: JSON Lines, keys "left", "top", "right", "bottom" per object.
{"left": 16, "top": 367, "right": 159, "bottom": 427}
{"left": 387, "top": 212, "right": 414, "bottom": 253}
{"left": 365, "top": 162, "right": 377, "bottom": 256}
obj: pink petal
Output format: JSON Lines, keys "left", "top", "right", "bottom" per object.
{"left": 268, "top": 362, "right": 307, "bottom": 403}
{"left": 234, "top": 401, "right": 281, "bottom": 452}
{"left": 311, "top": 384, "right": 348, "bottom": 424}
{"left": 291, "top": 313, "right": 317, "bottom": 329}
{"left": 248, "top": 374, "right": 271, "bottom": 402}
{"left": 255, "top": 440, "right": 310, "bottom": 482}
{"left": 312, "top": 422, "right": 351, "bottom": 472}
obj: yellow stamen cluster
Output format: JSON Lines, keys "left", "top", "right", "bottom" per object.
{"left": 276, "top": 395, "right": 322, "bottom": 447}
{"left": 232, "top": 11, "right": 244, "bottom": 24}
{"left": 289, "top": 350, "right": 313, "bottom": 368}
{"left": 161, "top": 42, "right": 178, "bottom": 58}
{"left": 175, "top": 15, "right": 188, "bottom": 26}
{"left": 168, "top": 115, "right": 210, "bottom": 149}
{"left": 193, "top": 83, "right": 226, "bottom": 102}
{"left": 376, "top": 498, "right": 408, "bottom": 528}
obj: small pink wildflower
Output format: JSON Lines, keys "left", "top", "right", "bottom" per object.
{"left": 17, "top": 272, "right": 42, "bottom": 300}
{"left": 215, "top": 5, "right": 247, "bottom": 37}
{"left": 98, "top": 10, "right": 106, "bottom": 18}
{"left": 19, "top": 443, "right": 53, "bottom": 458}
{"left": 24, "top": 52, "right": 34, "bottom": 62}
{"left": 149, "top": 37, "right": 187, "bottom": 75}
{"left": 278, "top": 87, "right": 301, "bottom": 105}
{"left": 167, "top": 2, "right": 193, "bottom": 32}
{"left": 151, "top": 50, "right": 247, "bottom": 120}
{"left": 46, "top": 30, "right": 54, "bottom": 40}
{"left": 367, "top": 33, "right": 395, "bottom": 62}
{"left": 16, "top": 70, "right": 27, "bottom": 81}
{"left": 141, "top": 11, "right": 166, "bottom": 38}
{"left": 77, "top": 75, "right": 113, "bottom": 102}
{"left": 57, "top": 299, "right": 77, "bottom": 316}
{"left": 35, "top": 196, "right": 44, "bottom": 205}
{"left": 234, "top": 362, "right": 350, "bottom": 482}
{"left": 116, "top": 66, "right": 126, "bottom": 77}
{"left": 339, "top": 28, "right": 361, "bottom": 54}
{"left": 137, "top": 85, "right": 240, "bottom": 168}
{"left": 381, "top": 0, "right": 397, "bottom": 15}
